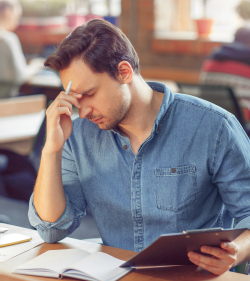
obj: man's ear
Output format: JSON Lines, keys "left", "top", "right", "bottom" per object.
{"left": 116, "top": 61, "right": 133, "bottom": 84}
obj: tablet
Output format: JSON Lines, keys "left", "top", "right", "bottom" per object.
{"left": 120, "top": 228, "right": 247, "bottom": 268}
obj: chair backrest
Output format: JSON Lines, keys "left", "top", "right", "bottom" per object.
{"left": 29, "top": 115, "right": 46, "bottom": 171}
{"left": 177, "top": 83, "right": 246, "bottom": 128}
{"left": 0, "top": 94, "right": 46, "bottom": 117}
{"left": 0, "top": 80, "right": 18, "bottom": 99}
{"left": 0, "top": 94, "right": 47, "bottom": 156}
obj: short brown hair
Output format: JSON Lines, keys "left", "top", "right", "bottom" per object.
{"left": 44, "top": 19, "right": 140, "bottom": 80}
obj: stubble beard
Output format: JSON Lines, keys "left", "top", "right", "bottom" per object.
{"left": 97, "top": 99, "right": 130, "bottom": 131}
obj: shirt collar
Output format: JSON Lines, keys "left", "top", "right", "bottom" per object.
{"left": 112, "top": 82, "right": 174, "bottom": 134}
{"left": 146, "top": 82, "right": 174, "bottom": 134}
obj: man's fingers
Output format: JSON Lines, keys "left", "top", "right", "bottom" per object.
{"left": 47, "top": 98, "right": 75, "bottom": 117}
{"left": 59, "top": 106, "right": 72, "bottom": 116}
{"left": 201, "top": 243, "right": 238, "bottom": 259}
{"left": 56, "top": 99, "right": 73, "bottom": 113}
{"left": 201, "top": 246, "right": 226, "bottom": 258}
{"left": 46, "top": 91, "right": 82, "bottom": 119}
{"left": 58, "top": 91, "right": 82, "bottom": 109}
{"left": 188, "top": 251, "right": 233, "bottom": 275}
{"left": 188, "top": 257, "right": 228, "bottom": 276}
{"left": 188, "top": 252, "right": 221, "bottom": 267}
{"left": 68, "top": 91, "right": 82, "bottom": 99}
{"left": 201, "top": 243, "right": 238, "bottom": 265}
{"left": 46, "top": 106, "right": 72, "bottom": 131}
{"left": 188, "top": 244, "right": 237, "bottom": 275}
{"left": 221, "top": 241, "right": 239, "bottom": 254}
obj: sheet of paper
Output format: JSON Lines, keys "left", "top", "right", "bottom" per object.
{"left": 0, "top": 224, "right": 44, "bottom": 262}
{"left": 0, "top": 227, "right": 8, "bottom": 233}
{"left": 0, "top": 233, "right": 31, "bottom": 247}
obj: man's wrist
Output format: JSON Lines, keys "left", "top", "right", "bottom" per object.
{"left": 42, "top": 145, "right": 63, "bottom": 159}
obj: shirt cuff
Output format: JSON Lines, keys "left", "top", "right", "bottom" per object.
{"left": 28, "top": 193, "right": 84, "bottom": 243}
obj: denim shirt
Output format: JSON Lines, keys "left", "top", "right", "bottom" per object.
{"left": 29, "top": 82, "right": 250, "bottom": 252}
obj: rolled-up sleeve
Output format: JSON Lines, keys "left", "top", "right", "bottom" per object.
{"left": 212, "top": 115, "right": 250, "bottom": 229}
{"left": 28, "top": 139, "right": 87, "bottom": 243}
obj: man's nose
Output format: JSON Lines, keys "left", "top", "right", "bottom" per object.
{"left": 79, "top": 103, "right": 93, "bottom": 119}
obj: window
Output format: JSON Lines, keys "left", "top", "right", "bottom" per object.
{"left": 155, "top": 0, "right": 243, "bottom": 38}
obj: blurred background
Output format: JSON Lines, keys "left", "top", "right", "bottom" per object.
{"left": 0, "top": 0, "right": 250, "bottom": 241}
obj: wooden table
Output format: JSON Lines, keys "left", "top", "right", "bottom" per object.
{"left": 0, "top": 224, "right": 249, "bottom": 281}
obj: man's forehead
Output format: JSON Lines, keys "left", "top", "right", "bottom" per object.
{"left": 60, "top": 61, "right": 98, "bottom": 93}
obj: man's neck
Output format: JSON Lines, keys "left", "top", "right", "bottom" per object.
{"left": 118, "top": 79, "right": 164, "bottom": 154}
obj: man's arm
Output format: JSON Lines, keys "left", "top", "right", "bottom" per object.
{"left": 188, "top": 115, "right": 250, "bottom": 275}
{"left": 33, "top": 90, "right": 82, "bottom": 223}
{"left": 188, "top": 230, "right": 250, "bottom": 275}
{"left": 33, "top": 147, "right": 65, "bottom": 223}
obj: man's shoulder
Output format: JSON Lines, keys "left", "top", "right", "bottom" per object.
{"left": 173, "top": 92, "right": 233, "bottom": 121}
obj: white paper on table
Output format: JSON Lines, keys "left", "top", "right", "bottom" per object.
{"left": 0, "top": 225, "right": 44, "bottom": 262}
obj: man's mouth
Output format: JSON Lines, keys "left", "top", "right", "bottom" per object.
{"left": 89, "top": 117, "right": 103, "bottom": 124}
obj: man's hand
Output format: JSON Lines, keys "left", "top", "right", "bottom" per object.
{"left": 45, "top": 90, "right": 82, "bottom": 153}
{"left": 187, "top": 242, "right": 239, "bottom": 275}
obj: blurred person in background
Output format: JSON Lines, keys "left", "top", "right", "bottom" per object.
{"left": 0, "top": 0, "right": 44, "bottom": 98}
{"left": 200, "top": 27, "right": 250, "bottom": 127}
{"left": 0, "top": 0, "right": 44, "bottom": 203}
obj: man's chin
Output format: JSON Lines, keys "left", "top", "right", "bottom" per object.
{"left": 97, "top": 121, "right": 118, "bottom": 131}
{"left": 97, "top": 123, "right": 111, "bottom": 130}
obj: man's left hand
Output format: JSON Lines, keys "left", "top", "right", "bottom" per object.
{"left": 187, "top": 242, "right": 239, "bottom": 275}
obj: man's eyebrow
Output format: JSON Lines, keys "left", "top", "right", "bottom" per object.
{"left": 80, "top": 87, "right": 97, "bottom": 95}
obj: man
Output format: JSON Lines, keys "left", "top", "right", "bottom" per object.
{"left": 29, "top": 19, "right": 250, "bottom": 275}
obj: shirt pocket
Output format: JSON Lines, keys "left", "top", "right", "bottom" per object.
{"left": 155, "top": 165, "right": 197, "bottom": 212}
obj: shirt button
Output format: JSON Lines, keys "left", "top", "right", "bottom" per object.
{"left": 123, "top": 145, "right": 128, "bottom": 150}
{"left": 171, "top": 168, "right": 176, "bottom": 173}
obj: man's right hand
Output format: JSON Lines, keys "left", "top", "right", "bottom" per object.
{"left": 45, "top": 90, "right": 82, "bottom": 153}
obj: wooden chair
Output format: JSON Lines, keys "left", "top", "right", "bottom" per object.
{"left": 0, "top": 80, "right": 18, "bottom": 99}
{"left": 0, "top": 94, "right": 47, "bottom": 202}
{"left": 0, "top": 94, "right": 46, "bottom": 117}
{"left": 0, "top": 94, "right": 46, "bottom": 153}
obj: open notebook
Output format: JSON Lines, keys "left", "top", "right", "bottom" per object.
{"left": 13, "top": 249, "right": 132, "bottom": 281}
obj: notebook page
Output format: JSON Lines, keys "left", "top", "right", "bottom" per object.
{"left": 62, "top": 272, "right": 96, "bottom": 281}
{"left": 14, "top": 249, "right": 90, "bottom": 275}
{"left": 63, "top": 252, "right": 132, "bottom": 281}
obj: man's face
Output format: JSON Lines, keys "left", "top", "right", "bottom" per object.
{"left": 60, "top": 59, "right": 131, "bottom": 130}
